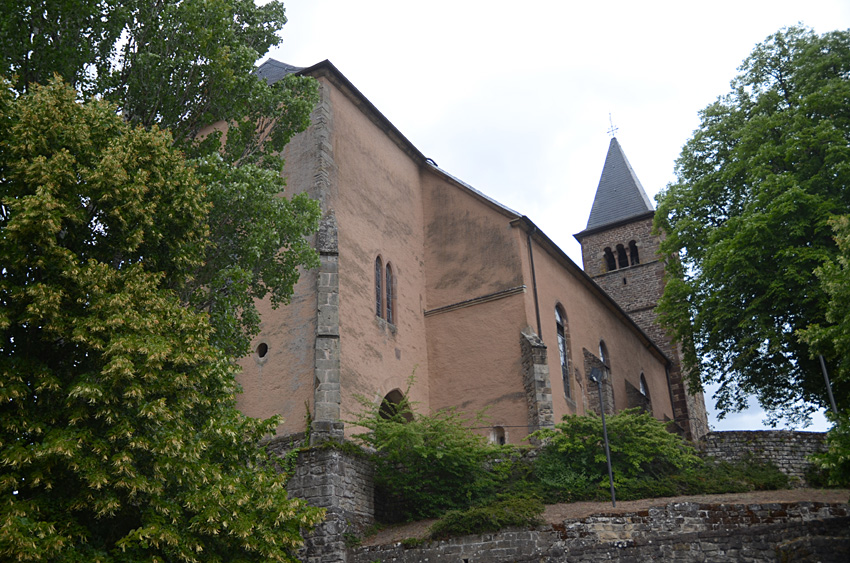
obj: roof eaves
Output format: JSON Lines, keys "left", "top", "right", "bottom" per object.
{"left": 295, "top": 60, "right": 429, "bottom": 166}
{"left": 574, "top": 210, "right": 656, "bottom": 241}
{"left": 293, "top": 60, "right": 522, "bottom": 220}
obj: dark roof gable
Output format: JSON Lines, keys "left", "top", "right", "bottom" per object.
{"left": 584, "top": 137, "right": 654, "bottom": 231}
{"left": 255, "top": 59, "right": 304, "bottom": 84}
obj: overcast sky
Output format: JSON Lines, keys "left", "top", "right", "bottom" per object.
{"left": 265, "top": 1, "right": 850, "bottom": 431}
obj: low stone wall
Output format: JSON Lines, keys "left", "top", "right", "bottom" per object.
{"left": 699, "top": 431, "right": 827, "bottom": 486}
{"left": 351, "top": 501, "right": 850, "bottom": 562}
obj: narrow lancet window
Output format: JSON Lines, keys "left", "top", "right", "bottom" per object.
{"left": 629, "top": 240, "right": 640, "bottom": 265}
{"left": 640, "top": 372, "right": 649, "bottom": 398}
{"left": 375, "top": 257, "right": 383, "bottom": 317}
{"left": 604, "top": 247, "right": 616, "bottom": 271}
{"left": 556, "top": 305, "right": 571, "bottom": 399}
{"left": 385, "top": 263, "right": 394, "bottom": 324}
{"left": 616, "top": 244, "right": 629, "bottom": 269}
{"left": 599, "top": 340, "right": 609, "bottom": 370}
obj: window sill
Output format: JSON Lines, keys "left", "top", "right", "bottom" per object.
{"left": 375, "top": 316, "right": 397, "bottom": 335}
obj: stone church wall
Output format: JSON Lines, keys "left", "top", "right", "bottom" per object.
{"left": 578, "top": 215, "right": 658, "bottom": 280}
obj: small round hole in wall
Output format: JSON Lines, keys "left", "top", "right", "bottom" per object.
{"left": 256, "top": 342, "right": 269, "bottom": 358}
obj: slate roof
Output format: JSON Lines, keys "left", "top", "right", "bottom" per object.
{"left": 255, "top": 59, "right": 304, "bottom": 84}
{"left": 584, "top": 137, "right": 654, "bottom": 231}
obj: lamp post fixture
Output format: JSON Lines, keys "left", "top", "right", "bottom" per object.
{"left": 590, "top": 367, "right": 616, "bottom": 508}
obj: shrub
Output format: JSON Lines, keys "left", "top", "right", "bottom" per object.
{"left": 810, "top": 411, "right": 850, "bottom": 488}
{"left": 348, "top": 386, "right": 497, "bottom": 521}
{"left": 428, "top": 497, "right": 544, "bottom": 540}
{"left": 531, "top": 409, "right": 703, "bottom": 501}
{"left": 736, "top": 455, "right": 790, "bottom": 490}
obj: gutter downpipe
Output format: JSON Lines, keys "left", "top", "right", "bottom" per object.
{"left": 526, "top": 224, "right": 542, "bottom": 337}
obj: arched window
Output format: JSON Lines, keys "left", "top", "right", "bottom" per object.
{"left": 629, "top": 240, "right": 640, "bottom": 265}
{"left": 639, "top": 372, "right": 649, "bottom": 398}
{"left": 491, "top": 426, "right": 506, "bottom": 445}
{"left": 556, "top": 305, "right": 571, "bottom": 399}
{"left": 603, "top": 247, "right": 616, "bottom": 271}
{"left": 599, "top": 340, "right": 609, "bottom": 369}
{"left": 385, "top": 262, "right": 394, "bottom": 324}
{"left": 380, "top": 389, "right": 413, "bottom": 422}
{"left": 616, "top": 244, "right": 629, "bottom": 269}
{"left": 375, "top": 257, "right": 383, "bottom": 317}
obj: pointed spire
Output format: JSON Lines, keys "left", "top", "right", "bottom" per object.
{"left": 585, "top": 137, "right": 654, "bottom": 231}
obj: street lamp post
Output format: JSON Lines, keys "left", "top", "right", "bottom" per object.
{"left": 590, "top": 367, "right": 616, "bottom": 508}
{"left": 819, "top": 355, "right": 839, "bottom": 415}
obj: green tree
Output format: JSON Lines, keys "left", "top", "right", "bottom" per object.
{"left": 799, "top": 216, "right": 850, "bottom": 390}
{"left": 0, "top": 0, "right": 315, "bottom": 160}
{"left": 809, "top": 410, "right": 850, "bottom": 488}
{"left": 187, "top": 157, "right": 320, "bottom": 356}
{"left": 0, "top": 77, "right": 323, "bottom": 562}
{"left": 0, "top": 0, "right": 125, "bottom": 96}
{"left": 0, "top": 0, "right": 322, "bottom": 356}
{"left": 800, "top": 217, "right": 850, "bottom": 486}
{"left": 654, "top": 26, "right": 850, "bottom": 423}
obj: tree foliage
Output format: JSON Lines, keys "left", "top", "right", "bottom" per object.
{"left": 186, "top": 157, "right": 319, "bottom": 355}
{"left": 799, "top": 215, "right": 850, "bottom": 391}
{"left": 654, "top": 26, "right": 850, "bottom": 423}
{"left": 1, "top": 0, "right": 317, "bottom": 160}
{"left": 809, "top": 410, "right": 850, "bottom": 488}
{"left": 0, "top": 76, "right": 324, "bottom": 563}
{"left": 0, "top": 2, "right": 325, "bottom": 559}
{"left": 0, "top": 0, "right": 322, "bottom": 356}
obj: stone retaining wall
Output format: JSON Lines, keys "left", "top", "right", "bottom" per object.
{"left": 285, "top": 447, "right": 374, "bottom": 563}
{"left": 281, "top": 431, "right": 836, "bottom": 561}
{"left": 352, "top": 502, "right": 850, "bottom": 562}
{"left": 700, "top": 431, "right": 827, "bottom": 486}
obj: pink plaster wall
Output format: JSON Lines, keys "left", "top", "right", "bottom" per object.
{"left": 425, "top": 294, "right": 531, "bottom": 436}
{"left": 327, "top": 84, "right": 432, "bottom": 428}
{"left": 233, "top": 96, "right": 325, "bottom": 435}
{"left": 526, "top": 233, "right": 674, "bottom": 423}
{"left": 420, "top": 170, "right": 532, "bottom": 438}
{"left": 421, "top": 173, "right": 523, "bottom": 311}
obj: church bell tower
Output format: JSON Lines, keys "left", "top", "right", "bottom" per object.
{"left": 575, "top": 137, "right": 708, "bottom": 440}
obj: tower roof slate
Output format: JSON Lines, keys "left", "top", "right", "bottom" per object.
{"left": 584, "top": 137, "right": 654, "bottom": 231}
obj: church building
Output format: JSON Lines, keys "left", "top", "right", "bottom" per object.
{"left": 235, "top": 59, "right": 708, "bottom": 444}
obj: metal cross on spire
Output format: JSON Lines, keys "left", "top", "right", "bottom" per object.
{"left": 607, "top": 113, "right": 619, "bottom": 138}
